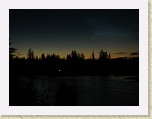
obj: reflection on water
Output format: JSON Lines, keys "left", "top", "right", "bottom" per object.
{"left": 26, "top": 76, "right": 139, "bottom": 106}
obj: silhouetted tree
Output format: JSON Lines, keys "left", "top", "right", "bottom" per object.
{"left": 92, "top": 51, "right": 95, "bottom": 60}
{"left": 99, "top": 49, "right": 103, "bottom": 59}
{"left": 80, "top": 52, "right": 85, "bottom": 60}
{"left": 50, "top": 53, "right": 60, "bottom": 60}
{"left": 51, "top": 53, "right": 56, "bottom": 60}
{"left": 67, "top": 50, "right": 85, "bottom": 60}
{"left": 109, "top": 53, "right": 111, "bottom": 59}
{"left": 9, "top": 39, "right": 17, "bottom": 58}
{"left": 66, "top": 54, "right": 72, "bottom": 60}
{"left": 46, "top": 53, "right": 51, "bottom": 60}
{"left": 41, "top": 53, "right": 45, "bottom": 60}
{"left": 99, "top": 49, "right": 109, "bottom": 59}
{"left": 31, "top": 51, "right": 34, "bottom": 59}
{"left": 62, "top": 57, "right": 65, "bottom": 60}
{"left": 56, "top": 55, "right": 60, "bottom": 59}
{"left": 77, "top": 52, "right": 81, "bottom": 59}
{"left": 71, "top": 50, "right": 78, "bottom": 60}
{"left": 21, "top": 57, "right": 25, "bottom": 60}
{"left": 27, "top": 48, "right": 34, "bottom": 59}
{"left": 35, "top": 55, "right": 38, "bottom": 60}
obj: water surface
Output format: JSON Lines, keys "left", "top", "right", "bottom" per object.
{"left": 26, "top": 75, "right": 139, "bottom": 106}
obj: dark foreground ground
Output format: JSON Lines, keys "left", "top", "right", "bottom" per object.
{"left": 10, "top": 58, "right": 139, "bottom": 76}
{"left": 9, "top": 58, "right": 139, "bottom": 106}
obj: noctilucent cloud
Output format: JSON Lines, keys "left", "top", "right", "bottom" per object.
{"left": 9, "top": 9, "right": 139, "bottom": 59}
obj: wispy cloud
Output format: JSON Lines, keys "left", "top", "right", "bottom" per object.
{"left": 113, "top": 52, "right": 139, "bottom": 56}
{"left": 113, "top": 52, "right": 128, "bottom": 54}
{"left": 130, "top": 52, "right": 139, "bottom": 56}
{"left": 15, "top": 52, "right": 23, "bottom": 56}
{"left": 16, "top": 53, "right": 23, "bottom": 56}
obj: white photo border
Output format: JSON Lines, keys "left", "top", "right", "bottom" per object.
{"left": 0, "top": 0, "right": 148, "bottom": 115}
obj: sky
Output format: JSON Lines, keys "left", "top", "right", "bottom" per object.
{"left": 9, "top": 9, "right": 139, "bottom": 59}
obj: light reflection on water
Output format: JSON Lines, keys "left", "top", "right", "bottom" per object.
{"left": 26, "top": 76, "right": 139, "bottom": 106}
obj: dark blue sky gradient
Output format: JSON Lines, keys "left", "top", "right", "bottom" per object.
{"left": 9, "top": 9, "right": 139, "bottom": 58}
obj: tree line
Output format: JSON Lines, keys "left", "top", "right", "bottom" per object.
{"left": 9, "top": 39, "right": 111, "bottom": 60}
{"left": 9, "top": 39, "right": 139, "bottom": 76}
{"left": 11, "top": 47, "right": 111, "bottom": 61}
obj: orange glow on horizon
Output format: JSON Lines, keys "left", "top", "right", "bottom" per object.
{"left": 16, "top": 52, "right": 138, "bottom": 59}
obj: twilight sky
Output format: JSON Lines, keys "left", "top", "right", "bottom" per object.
{"left": 9, "top": 9, "right": 139, "bottom": 59}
